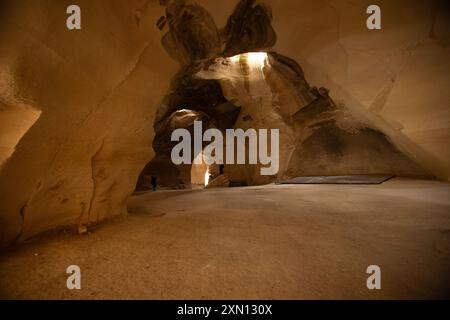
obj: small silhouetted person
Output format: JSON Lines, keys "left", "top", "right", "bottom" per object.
{"left": 151, "top": 176, "right": 157, "bottom": 192}
{"left": 219, "top": 164, "right": 225, "bottom": 175}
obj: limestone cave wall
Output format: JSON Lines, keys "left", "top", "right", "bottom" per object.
{"left": 0, "top": 0, "right": 177, "bottom": 245}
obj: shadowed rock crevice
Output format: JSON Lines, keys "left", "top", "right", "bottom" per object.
{"left": 222, "top": 0, "right": 277, "bottom": 56}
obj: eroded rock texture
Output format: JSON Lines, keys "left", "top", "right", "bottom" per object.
{"left": 0, "top": 0, "right": 178, "bottom": 246}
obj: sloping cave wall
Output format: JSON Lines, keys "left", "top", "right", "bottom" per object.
{"left": 195, "top": 0, "right": 449, "bottom": 181}
{"left": 0, "top": 0, "right": 449, "bottom": 245}
{"left": 266, "top": 0, "right": 450, "bottom": 180}
{"left": 0, "top": 0, "right": 177, "bottom": 246}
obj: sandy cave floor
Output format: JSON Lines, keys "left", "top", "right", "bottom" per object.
{"left": 0, "top": 178, "right": 449, "bottom": 299}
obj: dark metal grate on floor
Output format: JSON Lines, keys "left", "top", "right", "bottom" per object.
{"left": 279, "top": 175, "right": 395, "bottom": 185}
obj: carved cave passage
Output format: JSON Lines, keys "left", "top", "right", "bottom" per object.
{"left": 136, "top": 52, "right": 277, "bottom": 190}
{"left": 136, "top": 47, "right": 430, "bottom": 191}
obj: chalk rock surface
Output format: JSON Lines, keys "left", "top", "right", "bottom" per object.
{"left": 0, "top": 0, "right": 177, "bottom": 245}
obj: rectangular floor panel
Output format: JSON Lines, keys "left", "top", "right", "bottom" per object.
{"left": 279, "top": 175, "right": 395, "bottom": 185}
